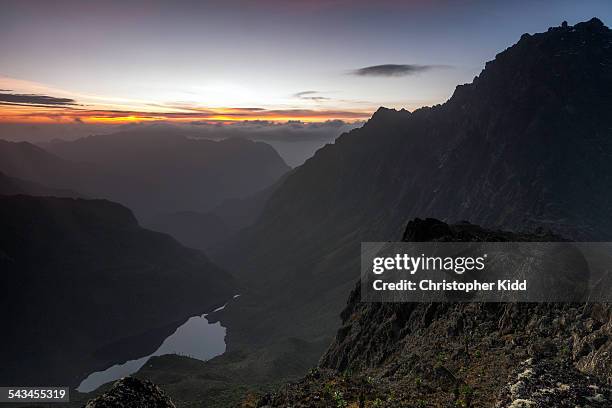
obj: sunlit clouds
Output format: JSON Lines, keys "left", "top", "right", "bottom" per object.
{"left": 0, "top": 75, "right": 373, "bottom": 124}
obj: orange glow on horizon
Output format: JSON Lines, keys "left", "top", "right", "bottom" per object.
{"left": 85, "top": 115, "right": 161, "bottom": 123}
{"left": 0, "top": 104, "right": 373, "bottom": 125}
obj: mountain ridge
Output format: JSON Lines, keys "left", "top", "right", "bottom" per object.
{"left": 205, "top": 16, "right": 612, "bottom": 393}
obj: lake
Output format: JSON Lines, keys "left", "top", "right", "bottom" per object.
{"left": 77, "top": 297, "right": 237, "bottom": 392}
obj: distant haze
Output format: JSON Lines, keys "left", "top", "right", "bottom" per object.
{"left": 0, "top": 134, "right": 290, "bottom": 216}
{"left": 0, "top": 121, "right": 360, "bottom": 166}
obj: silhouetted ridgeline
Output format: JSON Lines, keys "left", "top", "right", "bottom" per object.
{"left": 0, "top": 170, "right": 79, "bottom": 197}
{"left": 0, "top": 195, "right": 235, "bottom": 387}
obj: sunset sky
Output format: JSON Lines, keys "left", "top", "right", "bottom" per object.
{"left": 1, "top": 0, "right": 610, "bottom": 125}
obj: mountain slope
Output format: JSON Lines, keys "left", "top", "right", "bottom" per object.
{"left": 0, "top": 171, "right": 80, "bottom": 197}
{"left": 0, "top": 139, "right": 93, "bottom": 189}
{"left": 144, "top": 210, "right": 233, "bottom": 251}
{"left": 0, "top": 195, "right": 235, "bottom": 387}
{"left": 211, "top": 17, "right": 612, "bottom": 384}
{"left": 143, "top": 173, "right": 288, "bottom": 252}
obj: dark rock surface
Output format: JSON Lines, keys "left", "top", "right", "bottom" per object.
{"left": 496, "top": 358, "right": 610, "bottom": 407}
{"left": 257, "top": 219, "right": 612, "bottom": 407}
{"left": 84, "top": 377, "right": 176, "bottom": 408}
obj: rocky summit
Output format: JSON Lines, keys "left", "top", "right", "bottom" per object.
{"left": 84, "top": 377, "right": 176, "bottom": 408}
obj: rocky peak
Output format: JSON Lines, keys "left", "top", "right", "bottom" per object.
{"left": 402, "top": 218, "right": 561, "bottom": 243}
{"left": 367, "top": 106, "right": 412, "bottom": 127}
{"left": 448, "top": 17, "right": 611, "bottom": 114}
{"left": 401, "top": 217, "right": 453, "bottom": 241}
{"left": 84, "top": 377, "right": 175, "bottom": 408}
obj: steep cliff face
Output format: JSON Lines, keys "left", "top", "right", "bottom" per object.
{"left": 0, "top": 195, "right": 235, "bottom": 387}
{"left": 258, "top": 219, "right": 612, "bottom": 407}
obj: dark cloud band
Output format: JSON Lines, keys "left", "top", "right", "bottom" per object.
{"left": 293, "top": 90, "right": 331, "bottom": 101}
{"left": 0, "top": 92, "right": 77, "bottom": 106}
{"left": 352, "top": 64, "right": 447, "bottom": 77}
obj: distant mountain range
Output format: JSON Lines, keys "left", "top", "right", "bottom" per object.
{"left": 0, "top": 133, "right": 290, "bottom": 217}
{"left": 191, "top": 17, "right": 612, "bottom": 398}
{"left": 0, "top": 195, "right": 235, "bottom": 387}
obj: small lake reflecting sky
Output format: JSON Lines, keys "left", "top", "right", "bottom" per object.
{"left": 77, "top": 297, "right": 237, "bottom": 393}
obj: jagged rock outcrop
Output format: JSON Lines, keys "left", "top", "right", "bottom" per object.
{"left": 84, "top": 377, "right": 175, "bottom": 408}
{"left": 257, "top": 219, "right": 611, "bottom": 407}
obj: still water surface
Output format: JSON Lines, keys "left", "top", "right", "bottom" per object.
{"left": 77, "top": 298, "right": 236, "bottom": 392}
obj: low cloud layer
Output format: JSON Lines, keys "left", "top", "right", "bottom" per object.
{"left": 187, "top": 119, "right": 359, "bottom": 142}
{"left": 0, "top": 92, "right": 77, "bottom": 106}
{"left": 0, "top": 118, "right": 362, "bottom": 144}
{"left": 352, "top": 64, "right": 446, "bottom": 77}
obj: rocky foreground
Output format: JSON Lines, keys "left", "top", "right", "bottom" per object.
{"left": 253, "top": 219, "right": 612, "bottom": 407}
{"left": 84, "top": 377, "right": 176, "bottom": 408}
